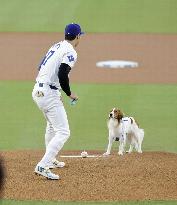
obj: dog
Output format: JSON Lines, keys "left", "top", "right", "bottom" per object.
{"left": 103, "top": 108, "right": 144, "bottom": 156}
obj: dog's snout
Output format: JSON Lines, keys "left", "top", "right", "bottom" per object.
{"left": 110, "top": 113, "right": 113, "bottom": 117}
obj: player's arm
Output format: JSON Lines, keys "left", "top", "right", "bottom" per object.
{"left": 58, "top": 63, "right": 71, "bottom": 96}
{"left": 58, "top": 63, "right": 78, "bottom": 100}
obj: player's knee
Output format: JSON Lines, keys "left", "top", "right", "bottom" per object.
{"left": 55, "top": 128, "right": 70, "bottom": 140}
{"left": 67, "top": 128, "right": 70, "bottom": 137}
{"left": 64, "top": 129, "right": 70, "bottom": 140}
{"left": 54, "top": 131, "right": 70, "bottom": 149}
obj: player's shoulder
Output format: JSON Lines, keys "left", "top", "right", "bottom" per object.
{"left": 65, "top": 42, "right": 77, "bottom": 59}
{"left": 61, "top": 41, "right": 77, "bottom": 67}
{"left": 63, "top": 40, "right": 76, "bottom": 51}
{"left": 50, "top": 40, "right": 70, "bottom": 50}
{"left": 51, "top": 41, "right": 62, "bottom": 49}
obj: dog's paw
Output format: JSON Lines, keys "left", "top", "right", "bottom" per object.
{"left": 118, "top": 151, "right": 123, "bottom": 156}
{"left": 103, "top": 152, "right": 110, "bottom": 156}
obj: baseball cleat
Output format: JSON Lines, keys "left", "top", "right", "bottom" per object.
{"left": 48, "top": 159, "right": 65, "bottom": 169}
{"left": 34, "top": 165, "right": 59, "bottom": 180}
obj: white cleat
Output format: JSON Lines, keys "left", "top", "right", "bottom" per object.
{"left": 48, "top": 159, "right": 65, "bottom": 169}
{"left": 103, "top": 152, "right": 110, "bottom": 156}
{"left": 34, "top": 166, "right": 59, "bottom": 180}
{"left": 118, "top": 151, "right": 123, "bottom": 156}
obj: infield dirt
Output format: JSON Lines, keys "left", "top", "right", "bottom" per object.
{"left": 0, "top": 33, "right": 177, "bottom": 201}
{"left": 1, "top": 150, "right": 177, "bottom": 201}
{"left": 0, "top": 33, "right": 177, "bottom": 83}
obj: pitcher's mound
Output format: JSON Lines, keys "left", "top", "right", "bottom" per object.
{"left": 1, "top": 150, "right": 177, "bottom": 201}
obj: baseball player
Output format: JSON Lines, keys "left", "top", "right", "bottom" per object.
{"left": 32, "top": 23, "right": 84, "bottom": 180}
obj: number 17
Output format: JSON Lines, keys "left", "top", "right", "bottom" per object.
{"left": 39, "top": 50, "right": 55, "bottom": 70}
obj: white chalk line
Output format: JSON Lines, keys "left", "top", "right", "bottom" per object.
{"left": 60, "top": 155, "right": 104, "bottom": 158}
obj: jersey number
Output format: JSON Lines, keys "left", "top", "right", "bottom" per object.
{"left": 39, "top": 50, "right": 55, "bottom": 70}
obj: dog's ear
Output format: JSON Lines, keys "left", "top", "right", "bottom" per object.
{"left": 117, "top": 109, "right": 124, "bottom": 122}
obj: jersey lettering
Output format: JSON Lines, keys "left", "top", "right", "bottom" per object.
{"left": 55, "top": 43, "right": 60, "bottom": 49}
{"left": 67, "top": 55, "right": 74, "bottom": 62}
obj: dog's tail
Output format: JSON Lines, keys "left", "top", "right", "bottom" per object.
{"left": 130, "top": 117, "right": 144, "bottom": 152}
{"left": 130, "top": 117, "right": 140, "bottom": 127}
{"left": 138, "top": 129, "right": 144, "bottom": 143}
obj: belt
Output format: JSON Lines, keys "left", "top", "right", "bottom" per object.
{"left": 38, "top": 83, "right": 58, "bottom": 90}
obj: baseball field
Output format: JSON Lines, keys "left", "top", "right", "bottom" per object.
{"left": 0, "top": 0, "right": 177, "bottom": 204}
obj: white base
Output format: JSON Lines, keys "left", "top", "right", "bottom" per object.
{"left": 96, "top": 60, "right": 138, "bottom": 69}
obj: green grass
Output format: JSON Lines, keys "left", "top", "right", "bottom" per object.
{"left": 0, "top": 0, "right": 177, "bottom": 33}
{"left": 0, "top": 81, "right": 177, "bottom": 153}
{"left": 1, "top": 200, "right": 177, "bottom": 205}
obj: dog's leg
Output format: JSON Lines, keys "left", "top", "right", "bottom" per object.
{"left": 137, "top": 144, "right": 142, "bottom": 153}
{"left": 118, "top": 141, "right": 124, "bottom": 155}
{"left": 128, "top": 144, "right": 133, "bottom": 153}
{"left": 136, "top": 129, "right": 144, "bottom": 153}
{"left": 118, "top": 134, "right": 126, "bottom": 155}
{"left": 137, "top": 137, "right": 142, "bottom": 153}
{"left": 103, "top": 133, "right": 113, "bottom": 156}
{"left": 127, "top": 134, "right": 134, "bottom": 153}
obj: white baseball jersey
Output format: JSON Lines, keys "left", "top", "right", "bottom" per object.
{"left": 36, "top": 40, "right": 77, "bottom": 89}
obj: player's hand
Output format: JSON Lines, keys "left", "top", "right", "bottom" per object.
{"left": 69, "top": 93, "right": 78, "bottom": 106}
{"left": 69, "top": 93, "right": 78, "bottom": 101}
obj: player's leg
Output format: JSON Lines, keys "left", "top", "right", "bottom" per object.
{"left": 43, "top": 113, "right": 55, "bottom": 147}
{"left": 33, "top": 86, "right": 60, "bottom": 179}
{"left": 37, "top": 105, "right": 70, "bottom": 168}
{"left": 42, "top": 112, "right": 65, "bottom": 168}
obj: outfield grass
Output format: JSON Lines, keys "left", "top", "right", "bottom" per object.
{"left": 0, "top": 0, "right": 177, "bottom": 33}
{"left": 0, "top": 81, "right": 177, "bottom": 153}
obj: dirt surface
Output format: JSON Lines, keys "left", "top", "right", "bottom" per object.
{"left": 0, "top": 33, "right": 177, "bottom": 83}
{"left": 1, "top": 150, "right": 177, "bottom": 201}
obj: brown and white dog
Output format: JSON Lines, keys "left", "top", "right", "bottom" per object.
{"left": 103, "top": 108, "right": 144, "bottom": 156}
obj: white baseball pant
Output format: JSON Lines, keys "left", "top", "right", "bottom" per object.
{"left": 32, "top": 83, "right": 70, "bottom": 167}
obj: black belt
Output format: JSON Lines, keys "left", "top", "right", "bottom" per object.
{"left": 38, "top": 83, "right": 58, "bottom": 90}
